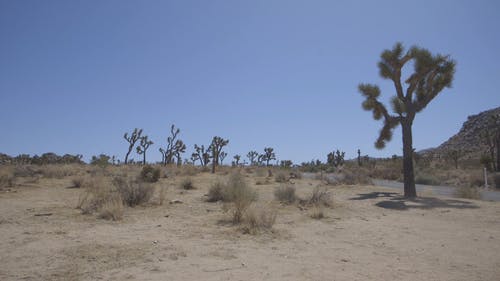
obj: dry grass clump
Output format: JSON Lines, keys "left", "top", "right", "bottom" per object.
{"left": 181, "top": 165, "right": 199, "bottom": 176}
{"left": 242, "top": 204, "right": 277, "bottom": 234}
{"left": 12, "top": 165, "right": 41, "bottom": 178}
{"left": 222, "top": 172, "right": 257, "bottom": 223}
{"left": 139, "top": 165, "right": 161, "bottom": 183}
{"left": 254, "top": 168, "right": 267, "bottom": 177}
{"left": 306, "top": 186, "right": 333, "bottom": 207}
{"left": 274, "top": 172, "right": 288, "bottom": 183}
{"left": 180, "top": 177, "right": 195, "bottom": 190}
{"left": 71, "top": 176, "right": 88, "bottom": 188}
{"left": 98, "top": 195, "right": 124, "bottom": 221}
{"left": 309, "top": 205, "right": 325, "bottom": 219}
{"left": 0, "top": 170, "right": 14, "bottom": 188}
{"left": 41, "top": 164, "right": 82, "bottom": 179}
{"left": 113, "top": 176, "right": 154, "bottom": 207}
{"left": 158, "top": 186, "right": 167, "bottom": 205}
{"left": 207, "top": 180, "right": 225, "bottom": 202}
{"left": 274, "top": 184, "right": 296, "bottom": 204}
{"left": 77, "top": 177, "right": 116, "bottom": 215}
{"left": 340, "top": 168, "right": 372, "bottom": 185}
{"left": 289, "top": 169, "right": 302, "bottom": 179}
{"left": 455, "top": 186, "right": 481, "bottom": 200}
{"left": 370, "top": 166, "right": 401, "bottom": 181}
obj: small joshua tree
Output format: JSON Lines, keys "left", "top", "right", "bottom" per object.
{"left": 327, "top": 150, "right": 345, "bottom": 168}
{"left": 136, "top": 135, "right": 153, "bottom": 165}
{"left": 192, "top": 144, "right": 211, "bottom": 166}
{"left": 159, "top": 124, "right": 186, "bottom": 166}
{"left": 358, "top": 42, "right": 455, "bottom": 197}
{"left": 124, "top": 128, "right": 142, "bottom": 164}
{"left": 357, "top": 149, "right": 362, "bottom": 166}
{"left": 260, "top": 147, "right": 276, "bottom": 166}
{"left": 247, "top": 151, "right": 259, "bottom": 166}
{"left": 209, "top": 136, "right": 229, "bottom": 173}
{"left": 233, "top": 155, "right": 241, "bottom": 166}
{"left": 482, "top": 114, "right": 500, "bottom": 172}
{"left": 219, "top": 151, "right": 227, "bottom": 165}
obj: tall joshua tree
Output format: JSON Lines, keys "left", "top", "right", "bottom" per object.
{"left": 159, "top": 124, "right": 186, "bottom": 166}
{"left": 136, "top": 135, "right": 153, "bottom": 165}
{"left": 124, "top": 128, "right": 143, "bottom": 164}
{"left": 192, "top": 144, "right": 211, "bottom": 166}
{"left": 247, "top": 151, "right": 258, "bottom": 166}
{"left": 261, "top": 147, "right": 276, "bottom": 166}
{"left": 359, "top": 42, "right": 455, "bottom": 197}
{"left": 209, "top": 136, "right": 229, "bottom": 173}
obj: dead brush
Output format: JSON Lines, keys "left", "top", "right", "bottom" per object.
{"left": 113, "top": 176, "right": 154, "bottom": 207}
{"left": 98, "top": 195, "right": 124, "bottom": 221}
{"left": 207, "top": 180, "right": 225, "bottom": 202}
{"left": 180, "top": 177, "right": 195, "bottom": 190}
{"left": 242, "top": 204, "right": 277, "bottom": 234}
{"left": 305, "top": 186, "right": 333, "bottom": 207}
{"left": 222, "top": 172, "right": 257, "bottom": 224}
{"left": 0, "top": 169, "right": 15, "bottom": 188}
{"left": 274, "top": 172, "right": 288, "bottom": 183}
{"left": 274, "top": 184, "right": 296, "bottom": 204}
{"left": 77, "top": 177, "right": 116, "bottom": 215}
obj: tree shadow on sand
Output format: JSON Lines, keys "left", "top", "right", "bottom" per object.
{"left": 349, "top": 192, "right": 479, "bottom": 211}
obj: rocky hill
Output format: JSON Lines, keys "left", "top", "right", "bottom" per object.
{"left": 421, "top": 106, "right": 500, "bottom": 159}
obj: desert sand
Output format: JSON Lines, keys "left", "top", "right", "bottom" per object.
{"left": 1, "top": 172, "right": 499, "bottom": 281}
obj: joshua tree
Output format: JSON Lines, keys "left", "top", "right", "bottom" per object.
{"left": 192, "top": 144, "right": 211, "bottom": 166}
{"left": 327, "top": 150, "right": 345, "bottom": 168}
{"left": 233, "top": 154, "right": 241, "bottom": 166}
{"left": 260, "top": 147, "right": 276, "bottom": 166}
{"left": 209, "top": 136, "right": 229, "bottom": 173}
{"left": 124, "top": 128, "right": 143, "bottom": 164}
{"left": 445, "top": 149, "right": 462, "bottom": 169}
{"left": 159, "top": 124, "right": 186, "bottom": 166}
{"left": 357, "top": 149, "right": 362, "bottom": 166}
{"left": 247, "top": 151, "right": 259, "bottom": 166}
{"left": 219, "top": 152, "right": 227, "bottom": 165}
{"left": 136, "top": 135, "right": 153, "bottom": 165}
{"left": 358, "top": 42, "right": 455, "bottom": 197}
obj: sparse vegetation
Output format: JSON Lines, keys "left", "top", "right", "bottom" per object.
{"left": 71, "top": 176, "right": 85, "bottom": 188}
{"left": 306, "top": 187, "right": 332, "bottom": 207}
{"left": 274, "top": 171, "right": 288, "bottom": 183}
{"left": 112, "top": 176, "right": 154, "bottom": 207}
{"left": 309, "top": 205, "right": 325, "bottom": 219}
{"left": 207, "top": 180, "right": 225, "bottom": 202}
{"left": 455, "top": 186, "right": 481, "bottom": 200}
{"left": 139, "top": 165, "right": 161, "bottom": 183}
{"left": 274, "top": 184, "right": 296, "bottom": 204}
{"left": 180, "top": 177, "right": 195, "bottom": 190}
{"left": 222, "top": 172, "right": 257, "bottom": 223}
{"left": 243, "top": 204, "right": 277, "bottom": 234}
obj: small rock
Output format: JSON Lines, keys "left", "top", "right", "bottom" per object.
{"left": 170, "top": 199, "right": 183, "bottom": 204}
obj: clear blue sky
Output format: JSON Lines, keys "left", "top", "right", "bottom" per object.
{"left": 1, "top": 0, "right": 499, "bottom": 164}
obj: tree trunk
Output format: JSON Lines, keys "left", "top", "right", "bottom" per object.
{"left": 124, "top": 151, "right": 130, "bottom": 165}
{"left": 143, "top": 151, "right": 146, "bottom": 165}
{"left": 402, "top": 121, "right": 417, "bottom": 198}
{"left": 496, "top": 132, "right": 500, "bottom": 172}
{"left": 212, "top": 153, "right": 217, "bottom": 174}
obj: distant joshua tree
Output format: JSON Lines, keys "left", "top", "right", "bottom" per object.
{"left": 124, "top": 128, "right": 143, "bottom": 164}
{"left": 233, "top": 154, "right": 241, "bottom": 166}
{"left": 159, "top": 124, "right": 186, "bottom": 166}
{"left": 358, "top": 42, "right": 455, "bottom": 197}
{"left": 327, "top": 150, "right": 345, "bottom": 168}
{"left": 192, "top": 144, "right": 211, "bottom": 166}
{"left": 260, "top": 147, "right": 276, "bottom": 166}
{"left": 247, "top": 151, "right": 259, "bottom": 166}
{"left": 357, "top": 149, "right": 362, "bottom": 166}
{"left": 136, "top": 135, "right": 153, "bottom": 165}
{"left": 219, "top": 151, "right": 227, "bottom": 165}
{"left": 209, "top": 136, "right": 229, "bottom": 173}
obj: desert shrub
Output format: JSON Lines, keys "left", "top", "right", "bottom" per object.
{"left": 468, "top": 170, "right": 485, "bottom": 187}
{"left": 181, "top": 165, "right": 198, "bottom": 176}
{"left": 223, "top": 172, "right": 257, "bottom": 223}
{"left": 77, "top": 177, "right": 116, "bottom": 214}
{"left": 0, "top": 172, "right": 14, "bottom": 188}
{"left": 41, "top": 164, "right": 80, "bottom": 179}
{"left": 255, "top": 168, "right": 267, "bottom": 177}
{"left": 13, "top": 165, "right": 40, "bottom": 178}
{"left": 98, "top": 195, "right": 124, "bottom": 221}
{"left": 307, "top": 187, "right": 332, "bottom": 207}
{"left": 289, "top": 170, "right": 302, "bottom": 179}
{"left": 274, "top": 184, "right": 296, "bottom": 204}
{"left": 275, "top": 172, "right": 288, "bottom": 183}
{"left": 113, "top": 176, "right": 154, "bottom": 207}
{"left": 180, "top": 177, "right": 195, "bottom": 190}
{"left": 415, "top": 174, "right": 440, "bottom": 185}
{"left": 243, "top": 204, "right": 277, "bottom": 234}
{"left": 71, "top": 177, "right": 85, "bottom": 188}
{"left": 139, "top": 165, "right": 161, "bottom": 183}
{"left": 207, "top": 180, "right": 225, "bottom": 202}
{"left": 310, "top": 205, "right": 325, "bottom": 219}
{"left": 455, "top": 186, "right": 481, "bottom": 200}
{"left": 340, "top": 169, "right": 372, "bottom": 185}
{"left": 370, "top": 166, "right": 401, "bottom": 181}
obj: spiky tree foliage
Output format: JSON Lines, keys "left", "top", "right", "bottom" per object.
{"left": 233, "top": 154, "right": 241, "bottom": 166}
{"left": 159, "top": 125, "right": 186, "bottom": 166}
{"left": 359, "top": 43, "right": 455, "bottom": 197}
{"left": 136, "top": 135, "right": 153, "bottom": 165}
{"left": 90, "top": 154, "right": 111, "bottom": 168}
{"left": 327, "top": 150, "right": 345, "bottom": 168}
{"left": 261, "top": 147, "right": 276, "bottom": 166}
{"left": 280, "top": 160, "right": 293, "bottom": 168}
{"left": 209, "top": 136, "right": 229, "bottom": 173}
{"left": 192, "top": 144, "right": 211, "bottom": 166}
{"left": 219, "top": 151, "right": 227, "bottom": 165}
{"left": 247, "top": 151, "right": 258, "bottom": 166}
{"left": 124, "top": 128, "right": 143, "bottom": 164}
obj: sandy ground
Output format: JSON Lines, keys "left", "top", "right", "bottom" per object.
{"left": 1, "top": 172, "right": 499, "bottom": 281}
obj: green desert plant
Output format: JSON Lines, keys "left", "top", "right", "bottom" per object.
{"left": 359, "top": 42, "right": 455, "bottom": 197}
